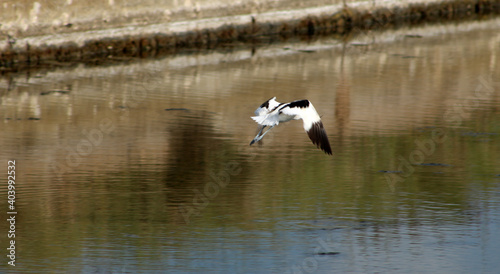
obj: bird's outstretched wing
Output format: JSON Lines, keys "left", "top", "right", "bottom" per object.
{"left": 279, "top": 100, "right": 332, "bottom": 155}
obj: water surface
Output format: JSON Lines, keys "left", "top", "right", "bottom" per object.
{"left": 1, "top": 19, "right": 500, "bottom": 273}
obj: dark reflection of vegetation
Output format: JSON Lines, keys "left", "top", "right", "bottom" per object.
{"left": 161, "top": 110, "right": 250, "bottom": 187}
{"left": 163, "top": 111, "right": 217, "bottom": 188}
{"left": 160, "top": 110, "right": 254, "bottom": 223}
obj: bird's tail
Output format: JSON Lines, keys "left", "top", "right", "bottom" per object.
{"left": 251, "top": 115, "right": 277, "bottom": 126}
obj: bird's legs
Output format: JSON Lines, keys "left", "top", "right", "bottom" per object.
{"left": 250, "top": 125, "right": 275, "bottom": 145}
{"left": 250, "top": 125, "right": 266, "bottom": 145}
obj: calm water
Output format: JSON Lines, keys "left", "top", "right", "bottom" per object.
{"left": 1, "top": 18, "right": 500, "bottom": 273}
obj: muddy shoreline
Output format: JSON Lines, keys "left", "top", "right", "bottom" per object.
{"left": 1, "top": 0, "right": 499, "bottom": 72}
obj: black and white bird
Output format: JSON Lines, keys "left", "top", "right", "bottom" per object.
{"left": 250, "top": 97, "right": 332, "bottom": 155}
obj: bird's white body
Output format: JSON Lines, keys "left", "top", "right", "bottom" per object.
{"left": 250, "top": 97, "right": 332, "bottom": 155}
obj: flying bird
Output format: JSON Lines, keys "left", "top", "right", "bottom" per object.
{"left": 250, "top": 97, "right": 332, "bottom": 155}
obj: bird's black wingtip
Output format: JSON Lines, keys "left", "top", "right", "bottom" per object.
{"left": 307, "top": 121, "right": 333, "bottom": 155}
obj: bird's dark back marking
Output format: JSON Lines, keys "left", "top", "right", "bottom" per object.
{"left": 287, "top": 100, "right": 310, "bottom": 109}
{"left": 260, "top": 97, "right": 274, "bottom": 109}
{"left": 274, "top": 102, "right": 286, "bottom": 112}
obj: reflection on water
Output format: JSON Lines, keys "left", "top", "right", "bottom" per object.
{"left": 1, "top": 19, "right": 500, "bottom": 273}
